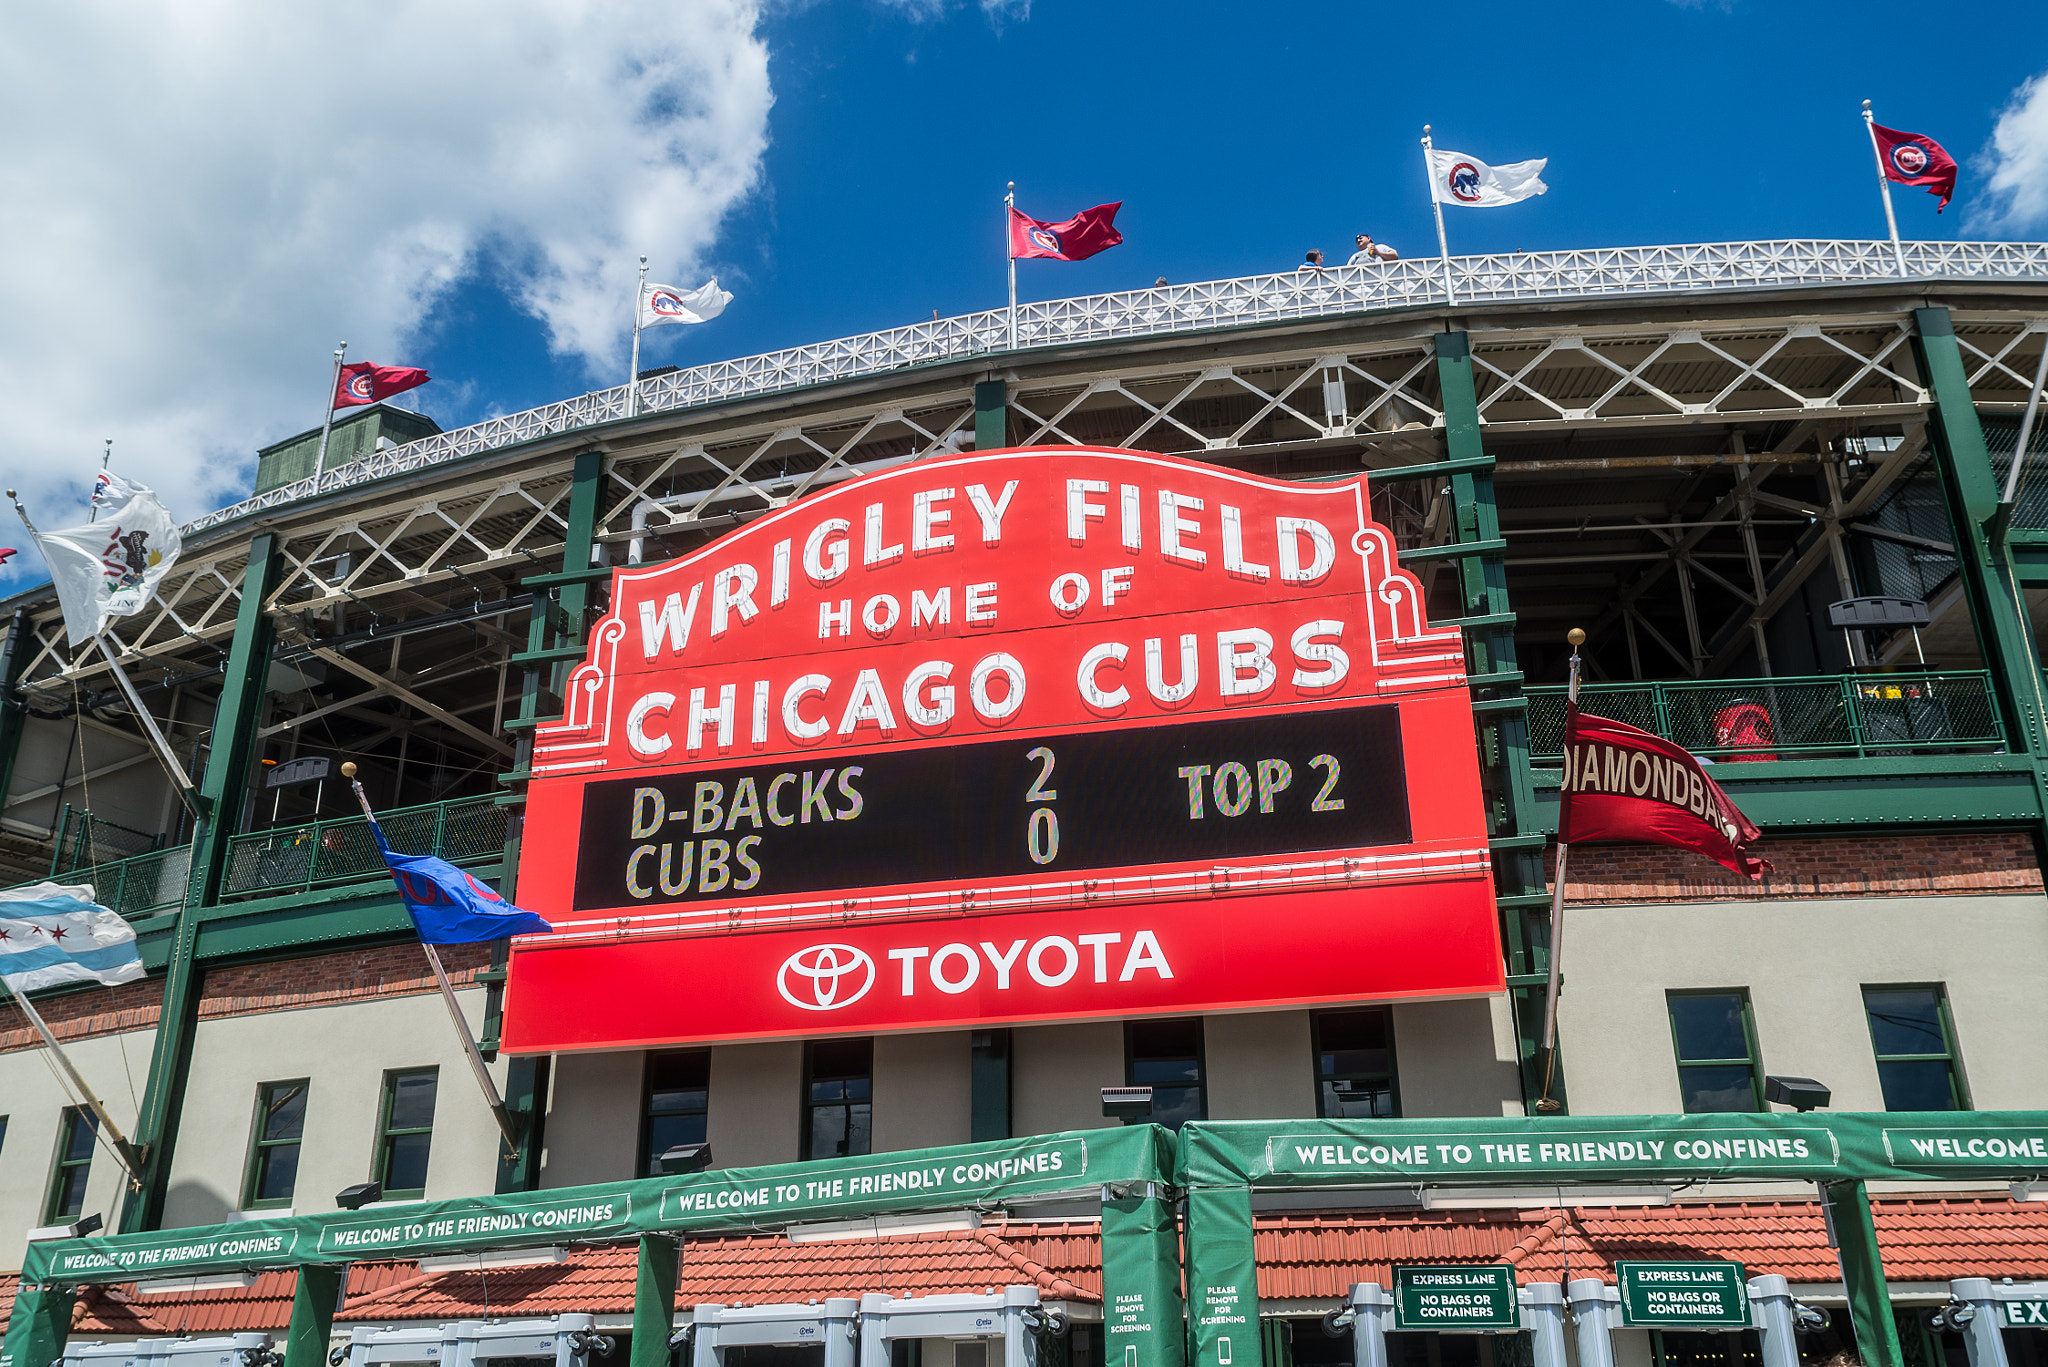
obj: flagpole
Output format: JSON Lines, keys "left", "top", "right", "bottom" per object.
{"left": 92, "top": 635, "right": 204, "bottom": 818}
{"left": 1421, "top": 126, "right": 1456, "bottom": 308}
{"left": 628, "top": 255, "right": 648, "bottom": 418}
{"left": 1862, "top": 101, "right": 1909, "bottom": 278}
{"left": 314, "top": 341, "right": 347, "bottom": 478}
{"left": 341, "top": 761, "right": 521, "bottom": 1157}
{"left": 0, "top": 977, "right": 147, "bottom": 1181}
{"left": 88, "top": 440, "right": 110, "bottom": 524}
{"left": 1534, "top": 626, "right": 1585, "bottom": 1114}
{"left": 6, "top": 492, "right": 204, "bottom": 817}
{"left": 1006, "top": 183, "right": 1019, "bottom": 352}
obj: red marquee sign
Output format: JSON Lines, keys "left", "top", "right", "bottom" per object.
{"left": 502, "top": 446, "right": 1500, "bottom": 1052}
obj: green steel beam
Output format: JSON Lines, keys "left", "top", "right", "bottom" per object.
{"left": 1436, "top": 331, "right": 1557, "bottom": 1114}
{"left": 631, "top": 1235, "right": 682, "bottom": 1367}
{"left": 1824, "top": 1180, "right": 1904, "bottom": 1367}
{"left": 1915, "top": 311, "right": 2047, "bottom": 765}
{"left": 975, "top": 378, "right": 1008, "bottom": 452}
{"left": 282, "top": 1265, "right": 346, "bottom": 1367}
{"left": 123, "top": 533, "right": 281, "bottom": 1233}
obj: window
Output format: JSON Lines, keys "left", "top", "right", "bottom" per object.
{"left": 376, "top": 1069, "right": 439, "bottom": 1198}
{"left": 46, "top": 1106, "right": 98, "bottom": 1222}
{"left": 1127, "top": 1018, "right": 1205, "bottom": 1130}
{"left": 802, "top": 1039, "right": 871, "bottom": 1160}
{"left": 1666, "top": 991, "right": 1762, "bottom": 1113}
{"left": 642, "top": 1050, "right": 710, "bottom": 1176}
{"left": 1314, "top": 1008, "right": 1399, "bottom": 1118}
{"left": 243, "top": 1080, "right": 309, "bottom": 1209}
{"left": 1863, "top": 986, "right": 1969, "bottom": 1111}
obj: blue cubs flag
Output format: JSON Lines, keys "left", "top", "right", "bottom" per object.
{"left": 370, "top": 826, "right": 552, "bottom": 944}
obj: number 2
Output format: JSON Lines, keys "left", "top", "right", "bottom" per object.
{"left": 1309, "top": 754, "right": 1345, "bottom": 811}
{"left": 1025, "top": 746, "right": 1058, "bottom": 801}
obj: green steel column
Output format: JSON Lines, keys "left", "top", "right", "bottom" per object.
{"left": 630, "top": 1235, "right": 682, "bottom": 1367}
{"left": 1102, "top": 1188, "right": 1188, "bottom": 1367}
{"left": 1824, "top": 1180, "right": 1903, "bottom": 1367}
{"left": 0, "top": 609, "right": 36, "bottom": 806}
{"left": 0, "top": 1283, "right": 76, "bottom": 1367}
{"left": 1185, "top": 1185, "right": 1261, "bottom": 1367}
{"left": 281, "top": 1265, "right": 346, "bottom": 1367}
{"left": 1912, "top": 309, "right": 2046, "bottom": 762}
{"left": 123, "top": 533, "right": 282, "bottom": 1232}
{"left": 492, "top": 451, "right": 605, "bottom": 1193}
{"left": 1435, "top": 331, "right": 1553, "bottom": 1112}
{"left": 970, "top": 1028, "right": 1011, "bottom": 1141}
{"left": 975, "top": 379, "right": 1009, "bottom": 452}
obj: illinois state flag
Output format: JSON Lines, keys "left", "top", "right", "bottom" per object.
{"left": 1871, "top": 123, "right": 1958, "bottom": 211}
{"left": 335, "top": 362, "right": 431, "bottom": 409}
{"left": 1558, "top": 707, "right": 1771, "bottom": 880}
{"left": 1009, "top": 202, "right": 1123, "bottom": 261}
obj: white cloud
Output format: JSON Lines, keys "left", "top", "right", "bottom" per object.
{"left": 0, "top": 0, "right": 772, "bottom": 575}
{"left": 1975, "top": 68, "right": 2048, "bottom": 233}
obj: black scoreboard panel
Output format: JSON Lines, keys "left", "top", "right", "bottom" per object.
{"left": 573, "top": 705, "right": 1409, "bottom": 909}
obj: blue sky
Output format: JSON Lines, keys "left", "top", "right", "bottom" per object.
{"left": 433, "top": 0, "right": 2048, "bottom": 424}
{"left": 2, "top": 0, "right": 2045, "bottom": 591}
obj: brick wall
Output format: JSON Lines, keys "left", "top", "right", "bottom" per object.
{"left": 0, "top": 943, "right": 492, "bottom": 1055}
{"left": 1546, "top": 832, "right": 2043, "bottom": 903}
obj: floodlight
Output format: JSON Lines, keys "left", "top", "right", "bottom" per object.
{"left": 1102, "top": 1086, "right": 1153, "bottom": 1122}
{"left": 785, "top": 1211, "right": 981, "bottom": 1244}
{"left": 1764, "top": 1076, "right": 1831, "bottom": 1112}
{"left": 660, "top": 1142, "right": 713, "bottom": 1174}
{"left": 335, "top": 1182, "right": 382, "bottom": 1210}
{"left": 135, "top": 1272, "right": 259, "bottom": 1294}
{"left": 25, "top": 1212, "right": 103, "bottom": 1242}
{"left": 416, "top": 1246, "right": 567, "bottom": 1274}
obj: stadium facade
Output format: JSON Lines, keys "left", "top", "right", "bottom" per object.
{"left": 3, "top": 240, "right": 2048, "bottom": 1367}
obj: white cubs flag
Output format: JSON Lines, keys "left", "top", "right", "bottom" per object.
{"left": 1428, "top": 148, "right": 1549, "bottom": 207}
{"left": 640, "top": 279, "right": 733, "bottom": 328}
{"left": 37, "top": 473, "right": 183, "bottom": 645}
{"left": 0, "top": 882, "right": 145, "bottom": 995}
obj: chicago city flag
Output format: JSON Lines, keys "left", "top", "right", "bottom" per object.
{"left": 0, "top": 882, "right": 145, "bottom": 995}
{"left": 1871, "top": 122, "right": 1958, "bottom": 211}
{"left": 640, "top": 279, "right": 733, "bottom": 328}
{"left": 1557, "top": 706, "right": 1771, "bottom": 879}
{"left": 1427, "top": 148, "right": 1549, "bottom": 207}
{"left": 37, "top": 472, "right": 182, "bottom": 645}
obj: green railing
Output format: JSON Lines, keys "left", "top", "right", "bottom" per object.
{"left": 1525, "top": 670, "right": 2006, "bottom": 763}
{"left": 220, "top": 796, "right": 507, "bottom": 900}
{"left": 8, "top": 844, "right": 194, "bottom": 919}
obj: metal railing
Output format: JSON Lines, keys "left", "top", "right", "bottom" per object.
{"left": 9, "top": 844, "right": 194, "bottom": 919}
{"left": 220, "top": 795, "right": 507, "bottom": 900}
{"left": 182, "top": 239, "right": 2048, "bottom": 536}
{"left": 1525, "top": 670, "right": 2006, "bottom": 763}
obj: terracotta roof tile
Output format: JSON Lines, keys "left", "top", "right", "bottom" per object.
{"left": 9, "top": 1199, "right": 2045, "bottom": 1334}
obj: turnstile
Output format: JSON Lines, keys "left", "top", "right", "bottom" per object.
{"left": 688, "top": 1301, "right": 858, "bottom": 1367}
{"left": 857, "top": 1288, "right": 1060, "bottom": 1367}
{"left": 344, "top": 1316, "right": 611, "bottom": 1367}
{"left": 64, "top": 1335, "right": 278, "bottom": 1367}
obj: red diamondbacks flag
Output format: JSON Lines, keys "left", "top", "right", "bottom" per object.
{"left": 1009, "top": 202, "right": 1124, "bottom": 262}
{"left": 335, "top": 362, "right": 431, "bottom": 409}
{"left": 1870, "top": 123, "right": 1958, "bottom": 211}
{"left": 1558, "top": 707, "right": 1772, "bottom": 880}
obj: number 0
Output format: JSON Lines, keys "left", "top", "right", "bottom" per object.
{"left": 1028, "top": 807, "right": 1060, "bottom": 864}
{"left": 1310, "top": 754, "right": 1345, "bottom": 811}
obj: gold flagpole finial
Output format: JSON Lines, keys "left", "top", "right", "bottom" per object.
{"left": 1567, "top": 627, "right": 1585, "bottom": 648}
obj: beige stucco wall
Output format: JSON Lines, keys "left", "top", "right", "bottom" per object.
{"left": 1206, "top": 1011, "right": 1317, "bottom": 1120}
{"left": 160, "top": 987, "right": 510, "bottom": 1230}
{"left": 540, "top": 1049, "right": 645, "bottom": 1187}
{"left": 0, "top": 1026, "right": 154, "bottom": 1272}
{"left": 705, "top": 1040, "right": 802, "bottom": 1167}
{"left": 1011, "top": 1021, "right": 1123, "bottom": 1135}
{"left": 1558, "top": 893, "right": 2048, "bottom": 1116}
{"left": 873, "top": 1031, "right": 971, "bottom": 1152}
{"left": 1391, "top": 997, "right": 1525, "bottom": 1117}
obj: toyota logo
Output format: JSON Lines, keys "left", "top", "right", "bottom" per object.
{"left": 777, "top": 944, "right": 875, "bottom": 1011}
